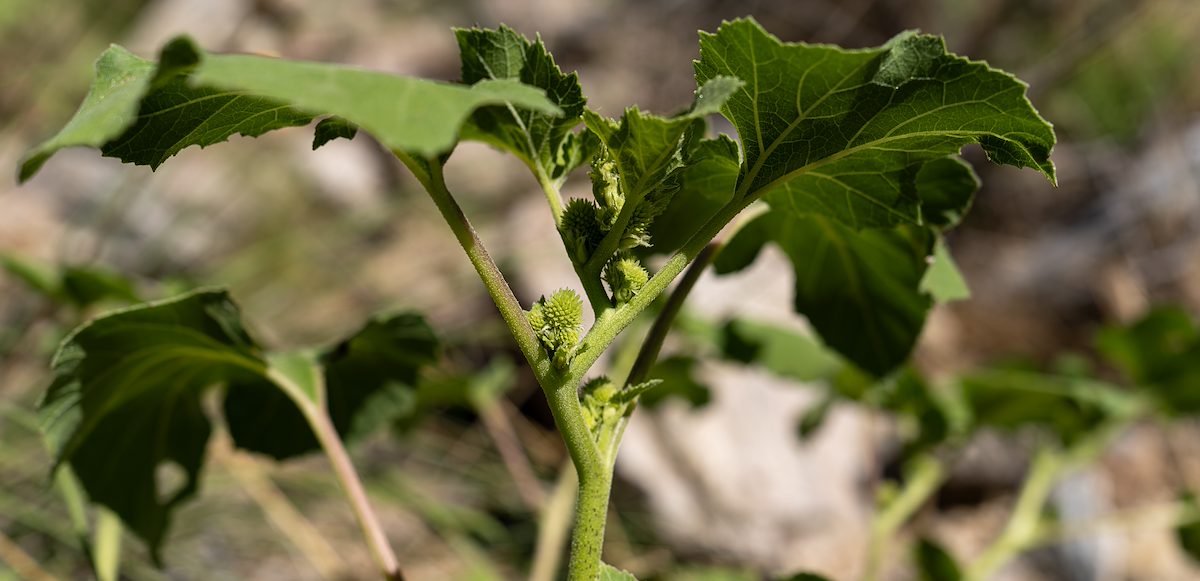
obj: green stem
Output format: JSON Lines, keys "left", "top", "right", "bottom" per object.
{"left": 569, "top": 466, "right": 615, "bottom": 581}
{"left": 864, "top": 453, "right": 947, "bottom": 581}
{"left": 626, "top": 242, "right": 720, "bottom": 386}
{"left": 92, "top": 508, "right": 122, "bottom": 581}
{"left": 416, "top": 156, "right": 555, "bottom": 386}
{"left": 306, "top": 406, "right": 403, "bottom": 581}
{"left": 535, "top": 170, "right": 565, "bottom": 228}
{"left": 964, "top": 415, "right": 1136, "bottom": 581}
{"left": 965, "top": 446, "right": 1063, "bottom": 581}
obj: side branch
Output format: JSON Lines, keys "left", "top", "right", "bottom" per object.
{"left": 406, "top": 154, "right": 554, "bottom": 384}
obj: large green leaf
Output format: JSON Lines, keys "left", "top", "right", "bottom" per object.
{"left": 38, "top": 289, "right": 265, "bottom": 560}
{"left": 20, "top": 35, "right": 559, "bottom": 181}
{"left": 694, "top": 18, "right": 1054, "bottom": 228}
{"left": 36, "top": 288, "right": 440, "bottom": 560}
{"left": 716, "top": 212, "right": 934, "bottom": 375}
{"left": 223, "top": 312, "right": 439, "bottom": 460}
{"left": 455, "top": 25, "right": 588, "bottom": 180}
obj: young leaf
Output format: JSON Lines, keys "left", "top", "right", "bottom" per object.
{"left": 919, "top": 240, "right": 970, "bottom": 303}
{"left": 600, "top": 562, "right": 639, "bottom": 581}
{"left": 716, "top": 212, "right": 935, "bottom": 375}
{"left": 455, "top": 25, "right": 588, "bottom": 179}
{"left": 38, "top": 289, "right": 266, "bottom": 560}
{"left": 20, "top": 36, "right": 559, "bottom": 181}
{"left": 223, "top": 312, "right": 439, "bottom": 459}
{"left": 694, "top": 18, "right": 1054, "bottom": 228}
{"left": 583, "top": 77, "right": 740, "bottom": 203}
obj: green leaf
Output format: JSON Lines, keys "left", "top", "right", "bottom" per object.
{"left": 38, "top": 289, "right": 266, "bottom": 560}
{"left": 640, "top": 355, "right": 711, "bottom": 408}
{"left": 583, "top": 76, "right": 742, "bottom": 202}
{"left": 919, "top": 239, "right": 970, "bottom": 303}
{"left": 959, "top": 367, "right": 1139, "bottom": 443}
{"left": 694, "top": 18, "right": 1054, "bottom": 228}
{"left": 720, "top": 318, "right": 842, "bottom": 382}
{"left": 455, "top": 25, "right": 587, "bottom": 179}
{"left": 224, "top": 312, "right": 439, "bottom": 460}
{"left": 600, "top": 563, "right": 639, "bottom": 581}
{"left": 2, "top": 255, "right": 141, "bottom": 309}
{"left": 645, "top": 134, "right": 740, "bottom": 256}
{"left": 2, "top": 254, "right": 60, "bottom": 298}
{"left": 312, "top": 116, "right": 358, "bottom": 149}
{"left": 1096, "top": 307, "right": 1200, "bottom": 415}
{"left": 914, "top": 537, "right": 962, "bottom": 581}
{"left": 716, "top": 212, "right": 934, "bottom": 375}
{"left": 916, "top": 157, "right": 979, "bottom": 229}
{"left": 60, "top": 266, "right": 142, "bottom": 308}
{"left": 21, "top": 35, "right": 559, "bottom": 181}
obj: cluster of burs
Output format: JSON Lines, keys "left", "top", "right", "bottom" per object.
{"left": 525, "top": 145, "right": 676, "bottom": 426}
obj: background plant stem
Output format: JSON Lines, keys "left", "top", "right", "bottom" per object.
{"left": 864, "top": 453, "right": 947, "bottom": 581}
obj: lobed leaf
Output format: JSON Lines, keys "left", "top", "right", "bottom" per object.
{"left": 38, "top": 289, "right": 265, "bottom": 560}
{"left": 695, "top": 18, "right": 1054, "bottom": 228}
{"left": 20, "top": 36, "right": 559, "bottom": 181}
{"left": 455, "top": 25, "right": 588, "bottom": 179}
{"left": 38, "top": 288, "right": 440, "bottom": 559}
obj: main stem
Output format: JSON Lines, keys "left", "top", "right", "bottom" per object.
{"left": 403, "top": 150, "right": 753, "bottom": 580}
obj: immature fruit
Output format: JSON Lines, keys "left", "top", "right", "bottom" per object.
{"left": 560, "top": 198, "right": 604, "bottom": 263}
{"left": 528, "top": 289, "right": 583, "bottom": 369}
{"left": 603, "top": 252, "right": 649, "bottom": 304}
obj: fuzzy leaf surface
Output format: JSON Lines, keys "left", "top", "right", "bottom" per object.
{"left": 455, "top": 25, "right": 587, "bottom": 179}
{"left": 695, "top": 18, "right": 1054, "bottom": 228}
{"left": 21, "top": 36, "right": 558, "bottom": 180}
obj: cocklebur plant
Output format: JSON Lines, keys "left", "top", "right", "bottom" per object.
{"left": 17, "top": 17, "right": 1055, "bottom": 581}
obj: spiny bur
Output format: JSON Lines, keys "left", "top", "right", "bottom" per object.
{"left": 528, "top": 289, "right": 583, "bottom": 370}
{"left": 560, "top": 198, "right": 604, "bottom": 264}
{"left": 603, "top": 252, "right": 649, "bottom": 304}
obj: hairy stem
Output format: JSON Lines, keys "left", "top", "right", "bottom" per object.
{"left": 416, "top": 156, "right": 555, "bottom": 385}
{"left": 535, "top": 170, "right": 565, "bottom": 227}
{"left": 864, "top": 453, "right": 947, "bottom": 581}
{"left": 569, "top": 465, "right": 615, "bottom": 580}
